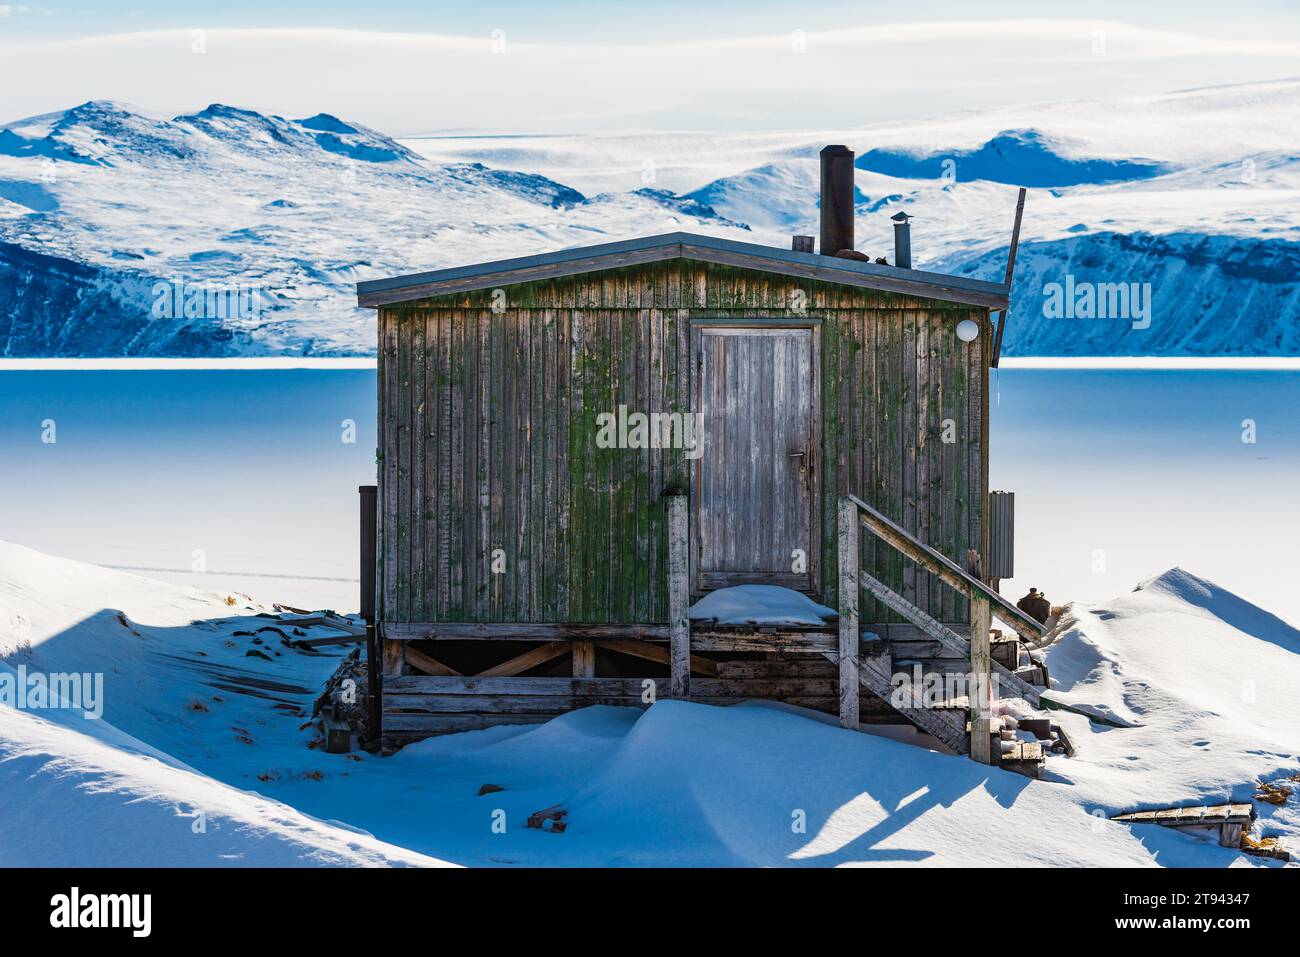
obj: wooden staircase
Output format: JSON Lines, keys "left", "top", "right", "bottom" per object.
{"left": 835, "top": 494, "right": 1054, "bottom": 773}
{"left": 821, "top": 636, "right": 969, "bottom": 753}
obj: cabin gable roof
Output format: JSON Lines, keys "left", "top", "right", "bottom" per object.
{"left": 356, "top": 231, "right": 1009, "bottom": 310}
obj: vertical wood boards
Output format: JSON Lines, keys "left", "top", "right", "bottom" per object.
{"left": 376, "top": 261, "right": 987, "bottom": 626}
{"left": 696, "top": 327, "right": 815, "bottom": 585}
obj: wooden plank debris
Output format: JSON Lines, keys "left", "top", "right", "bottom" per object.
{"left": 1111, "top": 803, "right": 1256, "bottom": 851}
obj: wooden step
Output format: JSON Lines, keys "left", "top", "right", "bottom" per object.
{"left": 823, "top": 641, "right": 970, "bottom": 754}
{"left": 996, "top": 740, "right": 1044, "bottom": 779}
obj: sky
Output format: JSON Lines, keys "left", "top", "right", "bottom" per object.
{"left": 1, "top": 2, "right": 1298, "bottom": 133}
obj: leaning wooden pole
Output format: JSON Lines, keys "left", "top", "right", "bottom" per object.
{"left": 667, "top": 494, "right": 690, "bottom": 699}
{"left": 990, "top": 186, "right": 1027, "bottom": 369}
{"left": 837, "top": 498, "right": 860, "bottom": 730}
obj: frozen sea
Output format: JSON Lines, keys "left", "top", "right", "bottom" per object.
{"left": 1, "top": 364, "right": 1297, "bottom": 626}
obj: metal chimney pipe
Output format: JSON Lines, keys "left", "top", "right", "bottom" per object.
{"left": 819, "top": 145, "right": 854, "bottom": 256}
{"left": 892, "top": 211, "right": 912, "bottom": 269}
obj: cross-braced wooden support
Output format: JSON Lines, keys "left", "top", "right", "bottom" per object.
{"left": 837, "top": 498, "right": 860, "bottom": 730}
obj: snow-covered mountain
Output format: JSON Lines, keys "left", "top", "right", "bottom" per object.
{"left": 1, "top": 80, "right": 1297, "bottom": 357}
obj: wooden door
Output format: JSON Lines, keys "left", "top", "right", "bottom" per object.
{"left": 694, "top": 326, "right": 818, "bottom": 592}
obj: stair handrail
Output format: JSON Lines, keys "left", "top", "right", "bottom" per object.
{"left": 844, "top": 493, "right": 1045, "bottom": 643}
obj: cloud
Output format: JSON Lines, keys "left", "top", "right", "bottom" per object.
{"left": 0, "top": 20, "right": 1296, "bottom": 132}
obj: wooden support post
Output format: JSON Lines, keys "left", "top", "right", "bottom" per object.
{"left": 359, "top": 485, "right": 381, "bottom": 748}
{"left": 667, "top": 494, "right": 690, "bottom": 699}
{"left": 381, "top": 638, "right": 408, "bottom": 678}
{"left": 969, "top": 595, "right": 993, "bottom": 764}
{"left": 572, "top": 641, "right": 595, "bottom": 678}
{"left": 837, "top": 498, "right": 860, "bottom": 730}
{"left": 1219, "top": 821, "right": 1244, "bottom": 848}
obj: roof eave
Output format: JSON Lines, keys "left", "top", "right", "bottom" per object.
{"left": 356, "top": 232, "right": 1009, "bottom": 310}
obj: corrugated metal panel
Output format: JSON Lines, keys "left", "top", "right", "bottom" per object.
{"left": 988, "top": 490, "right": 1015, "bottom": 580}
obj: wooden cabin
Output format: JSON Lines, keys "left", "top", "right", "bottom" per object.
{"left": 356, "top": 145, "right": 1046, "bottom": 759}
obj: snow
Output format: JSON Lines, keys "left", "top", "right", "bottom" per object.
{"left": 0, "top": 699, "right": 447, "bottom": 867}
{"left": 689, "top": 584, "right": 836, "bottom": 626}
{"left": 1, "top": 79, "right": 1298, "bottom": 356}
{"left": 0, "top": 542, "right": 447, "bottom": 866}
{"left": 1035, "top": 568, "right": 1300, "bottom": 829}
{"left": 1, "top": 540, "right": 1296, "bottom": 867}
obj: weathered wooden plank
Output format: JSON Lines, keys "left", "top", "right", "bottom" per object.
{"left": 477, "top": 306, "right": 493, "bottom": 618}
{"left": 448, "top": 307, "right": 466, "bottom": 618}
{"left": 969, "top": 595, "right": 993, "bottom": 764}
{"left": 837, "top": 498, "right": 860, "bottom": 730}
{"left": 386, "top": 675, "right": 657, "bottom": 695}
{"left": 379, "top": 309, "right": 398, "bottom": 621}
{"left": 541, "top": 307, "right": 558, "bottom": 620}
{"left": 430, "top": 311, "right": 447, "bottom": 619}
{"left": 403, "top": 644, "right": 462, "bottom": 677}
{"left": 396, "top": 310, "right": 413, "bottom": 621}
{"left": 491, "top": 302, "right": 507, "bottom": 619}
{"left": 411, "top": 313, "right": 427, "bottom": 621}
{"left": 383, "top": 622, "right": 670, "bottom": 640}
{"left": 476, "top": 640, "right": 571, "bottom": 678}
{"left": 381, "top": 637, "right": 407, "bottom": 678}
{"left": 388, "top": 693, "right": 644, "bottom": 714}
{"left": 716, "top": 659, "right": 837, "bottom": 679}
{"left": 526, "top": 299, "right": 540, "bottom": 620}
{"left": 381, "top": 713, "right": 555, "bottom": 735}
{"left": 902, "top": 307, "right": 918, "bottom": 609}
{"left": 688, "top": 631, "right": 837, "bottom": 653}
{"left": 572, "top": 640, "right": 595, "bottom": 678}
{"left": 668, "top": 494, "right": 690, "bottom": 697}
{"left": 598, "top": 637, "right": 718, "bottom": 677}
{"left": 555, "top": 308, "right": 571, "bottom": 620}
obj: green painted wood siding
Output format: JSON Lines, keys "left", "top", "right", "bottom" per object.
{"left": 377, "top": 260, "right": 987, "bottom": 625}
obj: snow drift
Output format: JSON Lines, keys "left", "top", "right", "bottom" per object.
{"left": 1, "top": 541, "right": 1296, "bottom": 866}
{"left": 1037, "top": 567, "right": 1300, "bottom": 816}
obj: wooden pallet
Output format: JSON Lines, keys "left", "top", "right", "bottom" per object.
{"left": 1112, "top": 803, "right": 1254, "bottom": 848}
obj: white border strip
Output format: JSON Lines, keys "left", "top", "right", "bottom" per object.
{"left": 0, "top": 357, "right": 378, "bottom": 371}
{"left": 999, "top": 357, "right": 1300, "bottom": 370}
